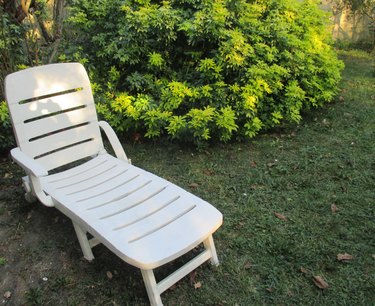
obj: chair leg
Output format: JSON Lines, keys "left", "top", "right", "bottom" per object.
{"left": 141, "top": 269, "right": 163, "bottom": 306}
{"left": 73, "top": 222, "right": 94, "bottom": 261}
{"left": 203, "top": 235, "right": 219, "bottom": 266}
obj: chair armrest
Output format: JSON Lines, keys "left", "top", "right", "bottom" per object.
{"left": 98, "top": 121, "right": 130, "bottom": 163}
{"left": 11, "top": 148, "right": 48, "bottom": 177}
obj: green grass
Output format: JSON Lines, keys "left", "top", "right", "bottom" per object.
{"left": 0, "top": 50, "right": 374, "bottom": 305}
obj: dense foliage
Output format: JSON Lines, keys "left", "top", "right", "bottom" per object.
{"left": 0, "top": 0, "right": 65, "bottom": 152}
{"left": 0, "top": 0, "right": 344, "bottom": 149}
{"left": 62, "top": 0, "right": 344, "bottom": 145}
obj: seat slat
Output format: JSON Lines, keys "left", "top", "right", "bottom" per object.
{"left": 115, "top": 196, "right": 197, "bottom": 243}
{"left": 68, "top": 173, "right": 154, "bottom": 204}
{"left": 52, "top": 163, "right": 126, "bottom": 192}
{"left": 103, "top": 197, "right": 222, "bottom": 269}
{"left": 60, "top": 166, "right": 140, "bottom": 196}
{"left": 86, "top": 186, "right": 182, "bottom": 230}
{"left": 54, "top": 177, "right": 168, "bottom": 214}
{"left": 44, "top": 154, "right": 113, "bottom": 183}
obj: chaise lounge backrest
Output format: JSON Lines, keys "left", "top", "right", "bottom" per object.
{"left": 5, "top": 63, "right": 103, "bottom": 172}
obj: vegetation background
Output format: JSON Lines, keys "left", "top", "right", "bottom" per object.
{"left": 0, "top": 0, "right": 357, "bottom": 148}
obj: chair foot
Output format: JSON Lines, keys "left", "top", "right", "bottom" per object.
{"left": 73, "top": 222, "right": 95, "bottom": 261}
{"left": 141, "top": 269, "right": 163, "bottom": 306}
{"left": 203, "top": 235, "right": 219, "bottom": 266}
{"left": 23, "top": 180, "right": 37, "bottom": 203}
{"left": 24, "top": 192, "right": 37, "bottom": 203}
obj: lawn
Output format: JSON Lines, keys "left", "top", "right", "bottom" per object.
{"left": 0, "top": 50, "right": 374, "bottom": 305}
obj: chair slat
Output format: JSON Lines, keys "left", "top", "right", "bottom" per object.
{"left": 36, "top": 138, "right": 103, "bottom": 171}
{"left": 19, "top": 123, "right": 100, "bottom": 158}
{"left": 14, "top": 104, "right": 98, "bottom": 144}
{"left": 94, "top": 189, "right": 182, "bottom": 231}
{"left": 7, "top": 89, "right": 92, "bottom": 124}
{"left": 71, "top": 174, "right": 153, "bottom": 205}
{"left": 5, "top": 63, "right": 91, "bottom": 105}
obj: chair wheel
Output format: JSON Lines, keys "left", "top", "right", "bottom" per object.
{"left": 24, "top": 192, "right": 37, "bottom": 203}
{"left": 23, "top": 182, "right": 36, "bottom": 203}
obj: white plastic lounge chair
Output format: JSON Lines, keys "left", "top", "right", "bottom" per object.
{"left": 5, "top": 63, "right": 222, "bottom": 306}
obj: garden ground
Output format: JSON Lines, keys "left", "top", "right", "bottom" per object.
{"left": 0, "top": 50, "right": 374, "bottom": 305}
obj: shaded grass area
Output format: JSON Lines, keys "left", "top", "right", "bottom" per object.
{"left": 0, "top": 50, "right": 374, "bottom": 305}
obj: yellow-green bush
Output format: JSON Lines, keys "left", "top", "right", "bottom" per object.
{"left": 63, "top": 0, "right": 342, "bottom": 144}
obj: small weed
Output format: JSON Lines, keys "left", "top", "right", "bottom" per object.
{"left": 25, "top": 288, "right": 43, "bottom": 306}
{"left": 0, "top": 257, "right": 6, "bottom": 266}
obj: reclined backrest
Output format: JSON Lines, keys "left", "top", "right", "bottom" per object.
{"left": 5, "top": 63, "right": 104, "bottom": 172}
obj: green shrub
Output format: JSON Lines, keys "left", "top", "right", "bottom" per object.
{"left": 62, "top": 1, "right": 343, "bottom": 144}
{"left": 0, "top": 101, "right": 14, "bottom": 153}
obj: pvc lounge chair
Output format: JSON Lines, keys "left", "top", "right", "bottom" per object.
{"left": 5, "top": 63, "right": 222, "bottom": 306}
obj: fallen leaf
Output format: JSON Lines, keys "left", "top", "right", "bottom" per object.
{"left": 274, "top": 212, "right": 287, "bottom": 221}
{"left": 189, "top": 183, "right": 199, "bottom": 189}
{"left": 250, "top": 161, "right": 257, "bottom": 168}
{"left": 106, "top": 271, "right": 113, "bottom": 279}
{"left": 203, "top": 169, "right": 213, "bottom": 176}
{"left": 4, "top": 173, "right": 12, "bottom": 179}
{"left": 339, "top": 96, "right": 345, "bottom": 102}
{"left": 189, "top": 271, "right": 197, "bottom": 285}
{"left": 244, "top": 261, "right": 252, "bottom": 269}
{"left": 266, "top": 288, "right": 273, "bottom": 292}
{"left": 337, "top": 253, "right": 353, "bottom": 262}
{"left": 4, "top": 291, "right": 11, "bottom": 299}
{"left": 300, "top": 267, "right": 308, "bottom": 274}
{"left": 194, "top": 281, "right": 202, "bottom": 289}
{"left": 312, "top": 276, "right": 329, "bottom": 289}
{"left": 331, "top": 204, "right": 339, "bottom": 213}
{"left": 132, "top": 133, "right": 141, "bottom": 143}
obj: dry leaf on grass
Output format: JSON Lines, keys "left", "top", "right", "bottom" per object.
{"left": 331, "top": 203, "right": 339, "bottom": 213}
{"left": 300, "top": 267, "right": 308, "bottom": 274}
{"left": 189, "top": 183, "right": 199, "bottom": 189}
{"left": 274, "top": 212, "right": 288, "bottom": 221}
{"left": 194, "top": 281, "right": 202, "bottom": 289}
{"left": 4, "top": 291, "right": 11, "bottom": 299}
{"left": 106, "top": 271, "right": 113, "bottom": 279}
{"left": 312, "top": 276, "right": 329, "bottom": 289}
{"left": 337, "top": 253, "right": 353, "bottom": 262}
{"left": 203, "top": 169, "right": 214, "bottom": 176}
{"left": 189, "top": 271, "right": 197, "bottom": 285}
